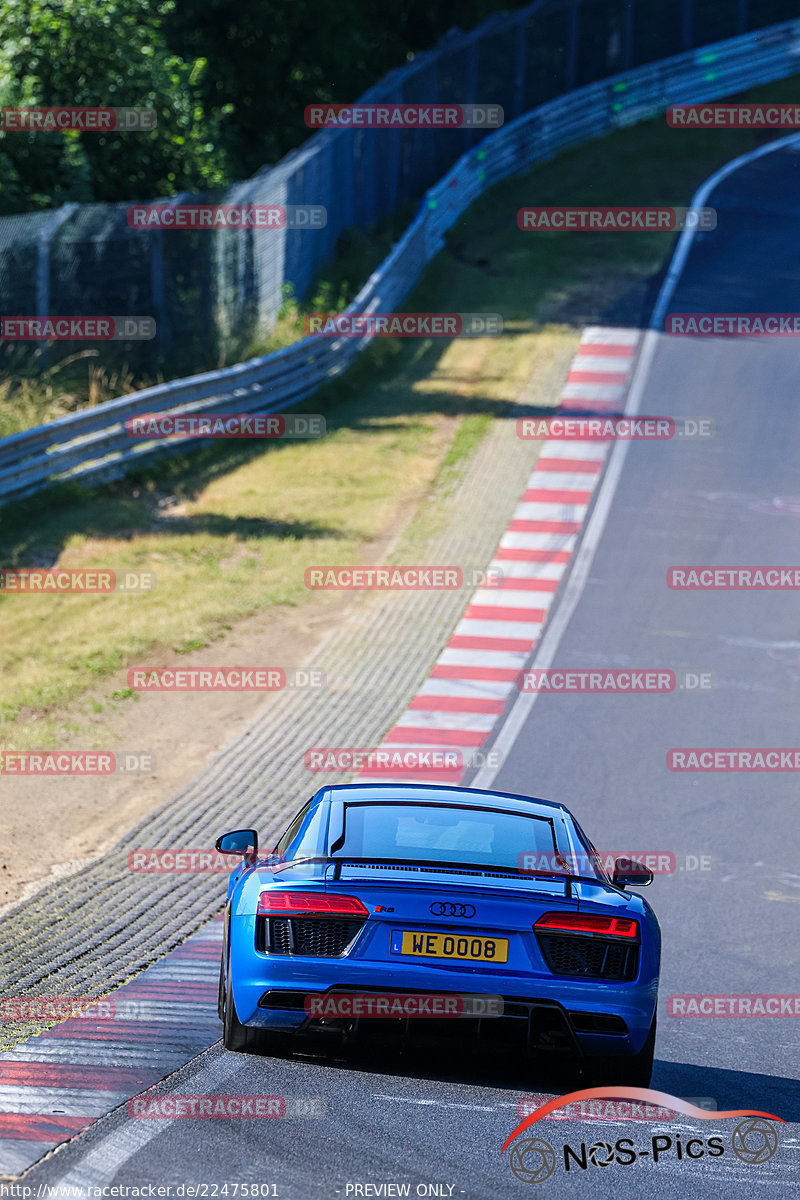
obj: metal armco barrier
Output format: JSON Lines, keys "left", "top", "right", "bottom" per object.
{"left": 1, "top": 17, "right": 799, "bottom": 504}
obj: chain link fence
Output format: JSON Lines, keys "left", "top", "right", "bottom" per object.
{"left": 0, "top": 0, "right": 796, "bottom": 375}
{"left": 1, "top": 13, "right": 799, "bottom": 501}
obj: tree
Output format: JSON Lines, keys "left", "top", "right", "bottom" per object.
{"left": 164, "top": 0, "right": 532, "bottom": 180}
{"left": 0, "top": 0, "right": 229, "bottom": 212}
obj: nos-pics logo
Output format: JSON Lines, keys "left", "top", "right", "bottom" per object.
{"left": 502, "top": 1088, "right": 783, "bottom": 1183}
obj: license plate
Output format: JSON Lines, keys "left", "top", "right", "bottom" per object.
{"left": 390, "top": 930, "right": 508, "bottom": 963}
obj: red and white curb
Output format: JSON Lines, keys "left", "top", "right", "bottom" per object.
{"left": 357, "top": 327, "right": 639, "bottom": 782}
{"left": 0, "top": 917, "right": 223, "bottom": 1175}
{"left": 562, "top": 327, "right": 638, "bottom": 410}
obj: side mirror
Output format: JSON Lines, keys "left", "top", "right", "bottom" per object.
{"left": 215, "top": 829, "right": 258, "bottom": 857}
{"left": 612, "top": 857, "right": 653, "bottom": 887}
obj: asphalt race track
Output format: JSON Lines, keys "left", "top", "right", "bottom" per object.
{"left": 16, "top": 146, "right": 800, "bottom": 1199}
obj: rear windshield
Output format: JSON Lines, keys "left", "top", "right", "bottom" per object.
{"left": 335, "top": 803, "right": 556, "bottom": 871}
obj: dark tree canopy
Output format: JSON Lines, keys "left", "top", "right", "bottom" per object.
{"left": 0, "top": 0, "right": 529, "bottom": 213}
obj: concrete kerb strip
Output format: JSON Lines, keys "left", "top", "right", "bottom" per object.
{"left": 0, "top": 339, "right": 576, "bottom": 1016}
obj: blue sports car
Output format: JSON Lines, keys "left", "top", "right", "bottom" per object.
{"left": 216, "top": 783, "right": 660, "bottom": 1084}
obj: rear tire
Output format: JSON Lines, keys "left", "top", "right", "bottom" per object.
{"left": 217, "top": 960, "right": 225, "bottom": 1022}
{"left": 221, "top": 970, "right": 294, "bottom": 1056}
{"left": 581, "top": 1013, "right": 656, "bottom": 1087}
{"left": 223, "top": 971, "right": 262, "bottom": 1053}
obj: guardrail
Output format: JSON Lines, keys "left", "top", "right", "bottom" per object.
{"left": 1, "top": 17, "right": 799, "bottom": 504}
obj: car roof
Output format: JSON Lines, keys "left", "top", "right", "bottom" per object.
{"left": 317, "top": 782, "right": 570, "bottom": 819}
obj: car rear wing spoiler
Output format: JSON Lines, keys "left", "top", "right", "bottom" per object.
{"left": 293, "top": 855, "right": 629, "bottom": 899}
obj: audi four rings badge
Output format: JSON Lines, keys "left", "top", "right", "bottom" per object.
{"left": 430, "top": 902, "right": 476, "bottom": 918}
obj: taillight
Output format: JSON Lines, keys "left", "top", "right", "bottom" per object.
{"left": 257, "top": 891, "right": 368, "bottom": 916}
{"left": 534, "top": 912, "right": 639, "bottom": 939}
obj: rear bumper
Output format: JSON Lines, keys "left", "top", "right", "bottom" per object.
{"left": 230, "top": 955, "right": 657, "bottom": 1056}
{"left": 253, "top": 986, "right": 646, "bottom": 1057}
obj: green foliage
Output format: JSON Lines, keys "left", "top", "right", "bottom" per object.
{"left": 0, "top": 0, "right": 533, "bottom": 211}
{"left": 163, "top": 0, "right": 532, "bottom": 179}
{"left": 0, "top": 0, "right": 228, "bottom": 212}
{"left": 1, "top": 0, "right": 797, "bottom": 211}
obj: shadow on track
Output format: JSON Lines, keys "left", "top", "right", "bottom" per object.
{"left": 230, "top": 1033, "right": 800, "bottom": 1122}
